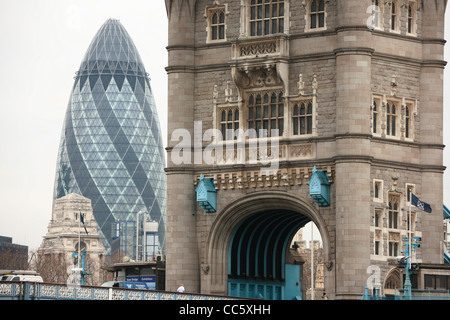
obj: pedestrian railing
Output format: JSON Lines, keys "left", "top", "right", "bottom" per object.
{"left": 362, "top": 287, "right": 450, "bottom": 300}
{"left": 0, "top": 281, "right": 241, "bottom": 301}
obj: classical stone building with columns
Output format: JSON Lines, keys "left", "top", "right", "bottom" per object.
{"left": 164, "top": 0, "right": 448, "bottom": 299}
{"left": 39, "top": 193, "right": 107, "bottom": 285}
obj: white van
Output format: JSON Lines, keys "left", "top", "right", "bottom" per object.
{"left": 0, "top": 270, "right": 43, "bottom": 282}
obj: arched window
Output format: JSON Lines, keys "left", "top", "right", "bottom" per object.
{"left": 250, "top": 0, "right": 285, "bottom": 36}
{"left": 220, "top": 108, "right": 239, "bottom": 140}
{"left": 407, "top": 2, "right": 417, "bottom": 35}
{"left": 310, "top": 0, "right": 325, "bottom": 29}
{"left": 293, "top": 101, "right": 313, "bottom": 135}
{"left": 386, "top": 102, "right": 397, "bottom": 137}
{"left": 211, "top": 11, "right": 225, "bottom": 40}
{"left": 205, "top": 5, "right": 227, "bottom": 43}
{"left": 385, "top": 270, "right": 401, "bottom": 289}
{"left": 390, "top": 1, "right": 400, "bottom": 32}
{"left": 248, "top": 91, "right": 284, "bottom": 138}
{"left": 388, "top": 194, "right": 400, "bottom": 229}
{"left": 372, "top": 100, "right": 378, "bottom": 134}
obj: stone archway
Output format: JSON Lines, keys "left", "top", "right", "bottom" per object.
{"left": 384, "top": 267, "right": 402, "bottom": 296}
{"left": 201, "top": 191, "right": 332, "bottom": 297}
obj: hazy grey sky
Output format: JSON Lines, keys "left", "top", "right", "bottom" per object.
{"left": 0, "top": 1, "right": 448, "bottom": 250}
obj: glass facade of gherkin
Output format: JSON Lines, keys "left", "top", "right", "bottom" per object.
{"left": 53, "top": 19, "right": 166, "bottom": 256}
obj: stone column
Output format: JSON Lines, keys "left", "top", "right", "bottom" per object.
{"left": 334, "top": 0, "right": 373, "bottom": 299}
{"left": 165, "top": 0, "right": 199, "bottom": 292}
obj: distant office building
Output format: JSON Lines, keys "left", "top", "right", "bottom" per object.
{"left": 0, "top": 236, "right": 28, "bottom": 270}
{"left": 52, "top": 19, "right": 166, "bottom": 256}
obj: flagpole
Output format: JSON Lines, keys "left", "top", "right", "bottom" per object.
{"left": 311, "top": 222, "right": 314, "bottom": 300}
{"left": 409, "top": 203, "right": 412, "bottom": 267}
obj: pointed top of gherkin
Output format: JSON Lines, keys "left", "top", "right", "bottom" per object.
{"left": 78, "top": 19, "right": 146, "bottom": 75}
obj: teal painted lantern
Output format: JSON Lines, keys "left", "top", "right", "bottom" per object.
{"left": 308, "top": 166, "right": 330, "bottom": 207}
{"left": 195, "top": 174, "right": 217, "bottom": 213}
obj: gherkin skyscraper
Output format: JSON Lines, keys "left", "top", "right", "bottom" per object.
{"left": 53, "top": 19, "right": 166, "bottom": 256}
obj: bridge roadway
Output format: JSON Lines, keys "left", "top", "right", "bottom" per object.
{"left": 0, "top": 281, "right": 242, "bottom": 301}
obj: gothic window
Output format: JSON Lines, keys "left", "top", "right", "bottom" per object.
{"left": 373, "top": 179, "right": 383, "bottom": 202}
{"left": 374, "top": 229, "right": 382, "bottom": 255}
{"left": 206, "top": 5, "right": 227, "bottom": 43}
{"left": 220, "top": 108, "right": 240, "bottom": 140}
{"left": 247, "top": 91, "right": 284, "bottom": 138}
{"left": 211, "top": 11, "right": 226, "bottom": 40}
{"left": 372, "top": 96, "right": 415, "bottom": 140}
{"left": 388, "top": 194, "right": 400, "bottom": 229}
{"left": 386, "top": 102, "right": 397, "bottom": 137}
{"left": 293, "top": 101, "right": 312, "bottom": 135}
{"left": 405, "top": 105, "right": 411, "bottom": 138}
{"left": 390, "top": 1, "right": 400, "bottom": 32}
{"left": 374, "top": 209, "right": 383, "bottom": 228}
{"left": 407, "top": 1, "right": 417, "bottom": 35}
{"left": 249, "top": 0, "right": 285, "bottom": 36}
{"left": 385, "top": 272, "right": 401, "bottom": 288}
{"left": 372, "top": 98, "right": 380, "bottom": 135}
{"left": 309, "top": 0, "right": 326, "bottom": 30}
{"left": 403, "top": 100, "right": 415, "bottom": 140}
{"left": 389, "top": 240, "right": 398, "bottom": 256}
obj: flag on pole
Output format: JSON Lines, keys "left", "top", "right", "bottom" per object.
{"left": 80, "top": 213, "right": 89, "bottom": 234}
{"left": 411, "top": 193, "right": 432, "bottom": 213}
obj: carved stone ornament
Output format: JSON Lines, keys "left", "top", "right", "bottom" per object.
{"left": 194, "top": 166, "right": 335, "bottom": 191}
{"left": 202, "top": 264, "right": 210, "bottom": 274}
{"left": 290, "top": 144, "right": 313, "bottom": 158}
{"left": 232, "top": 63, "right": 281, "bottom": 89}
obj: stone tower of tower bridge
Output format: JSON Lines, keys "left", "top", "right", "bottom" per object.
{"left": 164, "top": 0, "right": 447, "bottom": 299}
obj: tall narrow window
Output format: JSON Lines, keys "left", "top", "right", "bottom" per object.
{"left": 293, "top": 101, "right": 313, "bottom": 135}
{"left": 374, "top": 179, "right": 383, "bottom": 202}
{"left": 248, "top": 91, "right": 284, "bottom": 138}
{"left": 250, "top": 0, "right": 285, "bottom": 36}
{"left": 389, "top": 240, "right": 398, "bottom": 256}
{"left": 211, "top": 11, "right": 225, "bottom": 40}
{"left": 386, "top": 102, "right": 397, "bottom": 136}
{"left": 374, "top": 229, "right": 382, "bottom": 256}
{"left": 407, "top": 2, "right": 416, "bottom": 35}
{"left": 374, "top": 241, "right": 379, "bottom": 255}
{"left": 388, "top": 194, "right": 400, "bottom": 229}
{"left": 374, "top": 210, "right": 382, "bottom": 227}
{"left": 405, "top": 105, "right": 411, "bottom": 139}
{"left": 408, "top": 5, "right": 413, "bottom": 33}
{"left": 220, "top": 108, "right": 239, "bottom": 140}
{"left": 310, "top": 0, "right": 325, "bottom": 29}
{"left": 391, "top": 1, "right": 399, "bottom": 31}
{"left": 372, "top": 100, "right": 378, "bottom": 134}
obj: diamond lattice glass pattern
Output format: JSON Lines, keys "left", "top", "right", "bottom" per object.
{"left": 53, "top": 19, "right": 166, "bottom": 254}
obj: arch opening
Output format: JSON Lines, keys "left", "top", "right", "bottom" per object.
{"left": 228, "top": 209, "right": 312, "bottom": 300}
